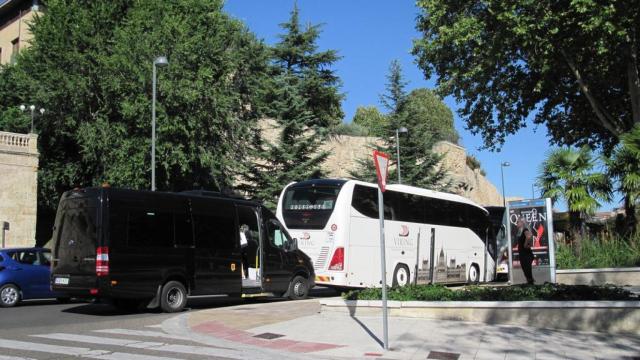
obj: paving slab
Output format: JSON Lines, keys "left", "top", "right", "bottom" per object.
{"left": 166, "top": 296, "right": 640, "bottom": 360}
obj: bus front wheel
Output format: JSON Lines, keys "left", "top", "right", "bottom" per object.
{"left": 392, "top": 264, "right": 410, "bottom": 287}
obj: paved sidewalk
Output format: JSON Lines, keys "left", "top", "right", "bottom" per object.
{"left": 165, "top": 297, "right": 640, "bottom": 360}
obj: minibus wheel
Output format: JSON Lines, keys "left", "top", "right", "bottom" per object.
{"left": 287, "top": 276, "right": 309, "bottom": 300}
{"left": 160, "top": 281, "right": 187, "bottom": 313}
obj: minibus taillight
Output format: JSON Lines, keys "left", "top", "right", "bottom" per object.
{"left": 96, "top": 246, "right": 109, "bottom": 276}
{"left": 328, "top": 247, "right": 344, "bottom": 271}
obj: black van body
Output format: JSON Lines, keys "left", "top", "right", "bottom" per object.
{"left": 51, "top": 187, "right": 314, "bottom": 312}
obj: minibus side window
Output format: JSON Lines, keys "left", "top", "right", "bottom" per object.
{"left": 128, "top": 211, "right": 173, "bottom": 248}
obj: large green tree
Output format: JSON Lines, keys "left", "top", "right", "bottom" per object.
{"left": 0, "top": 0, "right": 269, "bottom": 242}
{"left": 241, "top": 4, "right": 341, "bottom": 208}
{"left": 351, "top": 61, "right": 449, "bottom": 190}
{"left": 351, "top": 105, "right": 388, "bottom": 136}
{"left": 608, "top": 125, "right": 640, "bottom": 234}
{"left": 270, "top": 3, "right": 343, "bottom": 130}
{"left": 413, "top": 0, "right": 640, "bottom": 152}
{"left": 537, "top": 147, "right": 611, "bottom": 239}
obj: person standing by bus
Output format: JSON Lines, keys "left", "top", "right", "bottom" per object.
{"left": 516, "top": 219, "right": 535, "bottom": 284}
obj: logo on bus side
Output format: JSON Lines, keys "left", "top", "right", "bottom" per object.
{"left": 399, "top": 225, "right": 410, "bottom": 237}
{"left": 301, "top": 232, "right": 311, "bottom": 240}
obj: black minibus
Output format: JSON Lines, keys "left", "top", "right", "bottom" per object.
{"left": 50, "top": 187, "right": 314, "bottom": 312}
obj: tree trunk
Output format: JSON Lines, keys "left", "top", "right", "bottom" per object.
{"left": 568, "top": 210, "right": 583, "bottom": 253}
{"left": 624, "top": 194, "right": 637, "bottom": 236}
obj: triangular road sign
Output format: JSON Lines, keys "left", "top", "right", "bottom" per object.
{"left": 373, "top": 150, "right": 390, "bottom": 192}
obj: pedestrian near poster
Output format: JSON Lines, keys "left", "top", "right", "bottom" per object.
{"left": 506, "top": 198, "right": 556, "bottom": 284}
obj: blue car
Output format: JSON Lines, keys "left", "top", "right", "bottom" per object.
{"left": 0, "top": 247, "right": 65, "bottom": 307}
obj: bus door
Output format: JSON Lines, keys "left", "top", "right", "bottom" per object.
{"left": 261, "top": 217, "right": 292, "bottom": 293}
{"left": 191, "top": 198, "right": 240, "bottom": 295}
{"left": 236, "top": 205, "right": 262, "bottom": 290}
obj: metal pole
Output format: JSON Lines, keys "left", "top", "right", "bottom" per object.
{"left": 532, "top": 184, "right": 535, "bottom": 199}
{"left": 501, "top": 164, "right": 506, "bottom": 207}
{"left": 1, "top": 225, "right": 5, "bottom": 248}
{"left": 30, "top": 108, "right": 34, "bottom": 133}
{"left": 396, "top": 129, "right": 401, "bottom": 184}
{"left": 152, "top": 63, "right": 157, "bottom": 191}
{"left": 377, "top": 187, "right": 389, "bottom": 350}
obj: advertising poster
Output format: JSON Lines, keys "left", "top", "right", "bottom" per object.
{"left": 507, "top": 198, "right": 556, "bottom": 284}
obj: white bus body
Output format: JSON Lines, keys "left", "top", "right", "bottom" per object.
{"left": 276, "top": 179, "right": 497, "bottom": 288}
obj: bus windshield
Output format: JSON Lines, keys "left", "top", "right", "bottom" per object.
{"left": 282, "top": 184, "right": 342, "bottom": 229}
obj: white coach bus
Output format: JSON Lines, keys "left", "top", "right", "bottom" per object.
{"left": 276, "top": 179, "right": 497, "bottom": 288}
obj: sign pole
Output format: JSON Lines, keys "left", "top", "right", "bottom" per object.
{"left": 377, "top": 187, "right": 389, "bottom": 350}
{"left": 373, "top": 150, "right": 390, "bottom": 351}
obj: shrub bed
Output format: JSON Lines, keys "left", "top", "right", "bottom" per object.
{"left": 556, "top": 233, "right": 640, "bottom": 269}
{"left": 343, "top": 283, "right": 638, "bottom": 302}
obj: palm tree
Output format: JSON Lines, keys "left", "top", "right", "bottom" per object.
{"left": 607, "top": 125, "right": 640, "bottom": 235}
{"left": 537, "top": 146, "right": 611, "bottom": 241}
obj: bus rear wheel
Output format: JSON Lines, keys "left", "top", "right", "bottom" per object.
{"left": 392, "top": 264, "right": 410, "bottom": 287}
{"left": 468, "top": 264, "right": 480, "bottom": 284}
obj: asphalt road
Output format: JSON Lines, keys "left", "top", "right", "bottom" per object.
{"left": 0, "top": 288, "right": 340, "bottom": 360}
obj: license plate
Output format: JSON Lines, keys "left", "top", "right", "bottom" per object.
{"left": 54, "top": 277, "right": 69, "bottom": 285}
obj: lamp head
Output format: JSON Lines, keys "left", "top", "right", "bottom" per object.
{"left": 154, "top": 56, "right": 169, "bottom": 67}
{"left": 501, "top": 162, "right": 511, "bottom": 167}
{"left": 39, "top": 108, "right": 45, "bottom": 114}
{"left": 29, "top": 105, "right": 36, "bottom": 111}
{"left": 398, "top": 127, "right": 408, "bottom": 134}
{"left": 19, "top": 105, "right": 26, "bottom": 111}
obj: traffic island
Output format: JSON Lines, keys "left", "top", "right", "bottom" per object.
{"left": 319, "top": 298, "right": 640, "bottom": 335}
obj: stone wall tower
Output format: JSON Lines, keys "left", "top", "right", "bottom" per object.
{"left": 0, "top": 131, "right": 39, "bottom": 248}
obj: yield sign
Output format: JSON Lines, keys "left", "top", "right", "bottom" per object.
{"left": 373, "top": 150, "right": 390, "bottom": 192}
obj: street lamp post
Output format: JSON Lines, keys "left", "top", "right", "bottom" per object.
{"left": 19, "top": 104, "right": 45, "bottom": 133}
{"left": 395, "top": 127, "right": 408, "bottom": 184}
{"left": 152, "top": 56, "right": 169, "bottom": 191}
{"left": 500, "top": 162, "right": 510, "bottom": 207}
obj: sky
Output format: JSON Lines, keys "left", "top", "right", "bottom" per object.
{"left": 223, "top": 0, "right": 620, "bottom": 212}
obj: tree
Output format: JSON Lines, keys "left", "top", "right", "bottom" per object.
{"left": 537, "top": 147, "right": 611, "bottom": 240}
{"left": 241, "top": 4, "right": 340, "bottom": 208}
{"left": 270, "top": 3, "right": 343, "bottom": 129}
{"left": 413, "top": 0, "right": 640, "bottom": 152}
{"left": 351, "top": 61, "right": 449, "bottom": 190}
{"left": 0, "top": 0, "right": 269, "bottom": 242}
{"left": 608, "top": 125, "right": 640, "bottom": 234}
{"left": 401, "top": 88, "right": 459, "bottom": 144}
{"left": 351, "top": 105, "right": 388, "bottom": 136}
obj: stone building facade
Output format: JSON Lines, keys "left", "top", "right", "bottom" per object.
{"left": 0, "top": 131, "right": 39, "bottom": 248}
{"left": 0, "top": 0, "right": 42, "bottom": 65}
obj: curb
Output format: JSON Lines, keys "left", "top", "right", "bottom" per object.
{"left": 320, "top": 299, "right": 640, "bottom": 335}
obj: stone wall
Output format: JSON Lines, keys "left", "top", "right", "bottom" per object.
{"left": 0, "top": 131, "right": 39, "bottom": 248}
{"left": 259, "top": 119, "right": 503, "bottom": 206}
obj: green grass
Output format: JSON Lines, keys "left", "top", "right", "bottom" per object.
{"left": 556, "top": 233, "right": 640, "bottom": 269}
{"left": 343, "top": 283, "right": 637, "bottom": 301}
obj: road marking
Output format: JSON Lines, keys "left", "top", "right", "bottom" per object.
{"left": 146, "top": 324, "right": 163, "bottom": 328}
{"left": 0, "top": 355, "right": 36, "bottom": 360}
{"left": 33, "top": 333, "right": 241, "bottom": 358}
{"left": 94, "top": 329, "right": 192, "bottom": 341}
{"left": 34, "top": 333, "right": 164, "bottom": 348}
{"left": 0, "top": 338, "right": 107, "bottom": 357}
{"left": 0, "top": 338, "right": 188, "bottom": 360}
